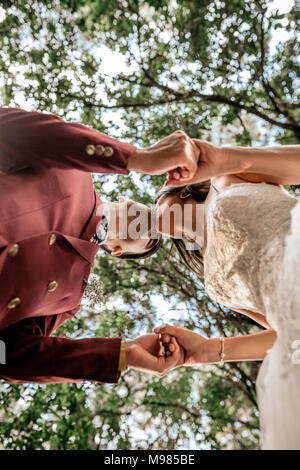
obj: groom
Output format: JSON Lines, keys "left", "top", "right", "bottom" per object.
{"left": 0, "top": 107, "right": 198, "bottom": 385}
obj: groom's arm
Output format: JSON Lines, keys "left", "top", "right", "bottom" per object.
{"left": 0, "top": 107, "right": 136, "bottom": 175}
{"left": 0, "top": 316, "right": 124, "bottom": 384}
{"left": 0, "top": 108, "right": 199, "bottom": 180}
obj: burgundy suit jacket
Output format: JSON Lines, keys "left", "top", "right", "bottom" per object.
{"left": 0, "top": 107, "right": 136, "bottom": 384}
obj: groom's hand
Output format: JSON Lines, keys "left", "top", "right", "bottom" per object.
{"left": 165, "top": 140, "right": 222, "bottom": 186}
{"left": 127, "top": 131, "right": 200, "bottom": 181}
{"left": 125, "top": 333, "right": 185, "bottom": 377}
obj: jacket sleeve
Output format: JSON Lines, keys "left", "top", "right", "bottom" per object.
{"left": 0, "top": 318, "right": 122, "bottom": 384}
{"left": 0, "top": 107, "right": 136, "bottom": 175}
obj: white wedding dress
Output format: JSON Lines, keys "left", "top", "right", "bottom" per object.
{"left": 203, "top": 181, "right": 300, "bottom": 450}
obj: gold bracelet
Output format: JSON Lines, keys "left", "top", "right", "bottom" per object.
{"left": 219, "top": 337, "right": 225, "bottom": 366}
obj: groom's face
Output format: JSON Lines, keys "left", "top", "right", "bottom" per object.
{"left": 104, "top": 200, "right": 158, "bottom": 255}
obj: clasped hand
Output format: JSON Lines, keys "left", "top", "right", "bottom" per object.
{"left": 125, "top": 325, "right": 215, "bottom": 376}
{"left": 128, "top": 130, "right": 242, "bottom": 186}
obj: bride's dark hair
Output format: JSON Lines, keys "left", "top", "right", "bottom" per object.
{"left": 154, "top": 179, "right": 211, "bottom": 277}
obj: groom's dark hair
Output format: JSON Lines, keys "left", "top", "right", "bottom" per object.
{"left": 100, "top": 235, "right": 163, "bottom": 259}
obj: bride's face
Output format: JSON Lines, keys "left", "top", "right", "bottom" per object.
{"left": 155, "top": 192, "right": 186, "bottom": 238}
{"left": 155, "top": 192, "right": 205, "bottom": 244}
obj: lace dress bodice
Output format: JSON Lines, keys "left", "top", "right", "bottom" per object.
{"left": 203, "top": 180, "right": 300, "bottom": 449}
{"left": 203, "top": 182, "right": 299, "bottom": 316}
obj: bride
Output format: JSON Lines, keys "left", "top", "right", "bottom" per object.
{"left": 100, "top": 139, "right": 300, "bottom": 450}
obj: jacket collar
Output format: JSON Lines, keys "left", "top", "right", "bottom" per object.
{"left": 64, "top": 191, "right": 104, "bottom": 264}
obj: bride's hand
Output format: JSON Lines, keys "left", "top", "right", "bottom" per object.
{"left": 165, "top": 140, "right": 243, "bottom": 186}
{"left": 154, "top": 324, "right": 217, "bottom": 366}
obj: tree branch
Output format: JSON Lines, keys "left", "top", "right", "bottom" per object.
{"left": 60, "top": 87, "right": 300, "bottom": 139}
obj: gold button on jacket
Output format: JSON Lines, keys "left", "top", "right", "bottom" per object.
{"left": 8, "top": 243, "right": 19, "bottom": 257}
{"left": 95, "top": 144, "right": 105, "bottom": 156}
{"left": 85, "top": 144, "right": 96, "bottom": 156}
{"left": 103, "top": 146, "right": 114, "bottom": 157}
{"left": 8, "top": 297, "right": 21, "bottom": 309}
{"left": 47, "top": 280, "right": 58, "bottom": 292}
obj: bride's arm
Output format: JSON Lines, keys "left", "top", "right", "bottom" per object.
{"left": 205, "top": 329, "right": 277, "bottom": 363}
{"left": 167, "top": 140, "right": 300, "bottom": 186}
{"left": 224, "top": 144, "right": 300, "bottom": 186}
{"left": 232, "top": 308, "right": 272, "bottom": 329}
{"left": 154, "top": 324, "right": 277, "bottom": 365}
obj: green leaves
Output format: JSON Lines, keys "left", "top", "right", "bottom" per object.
{"left": 0, "top": 0, "right": 299, "bottom": 450}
